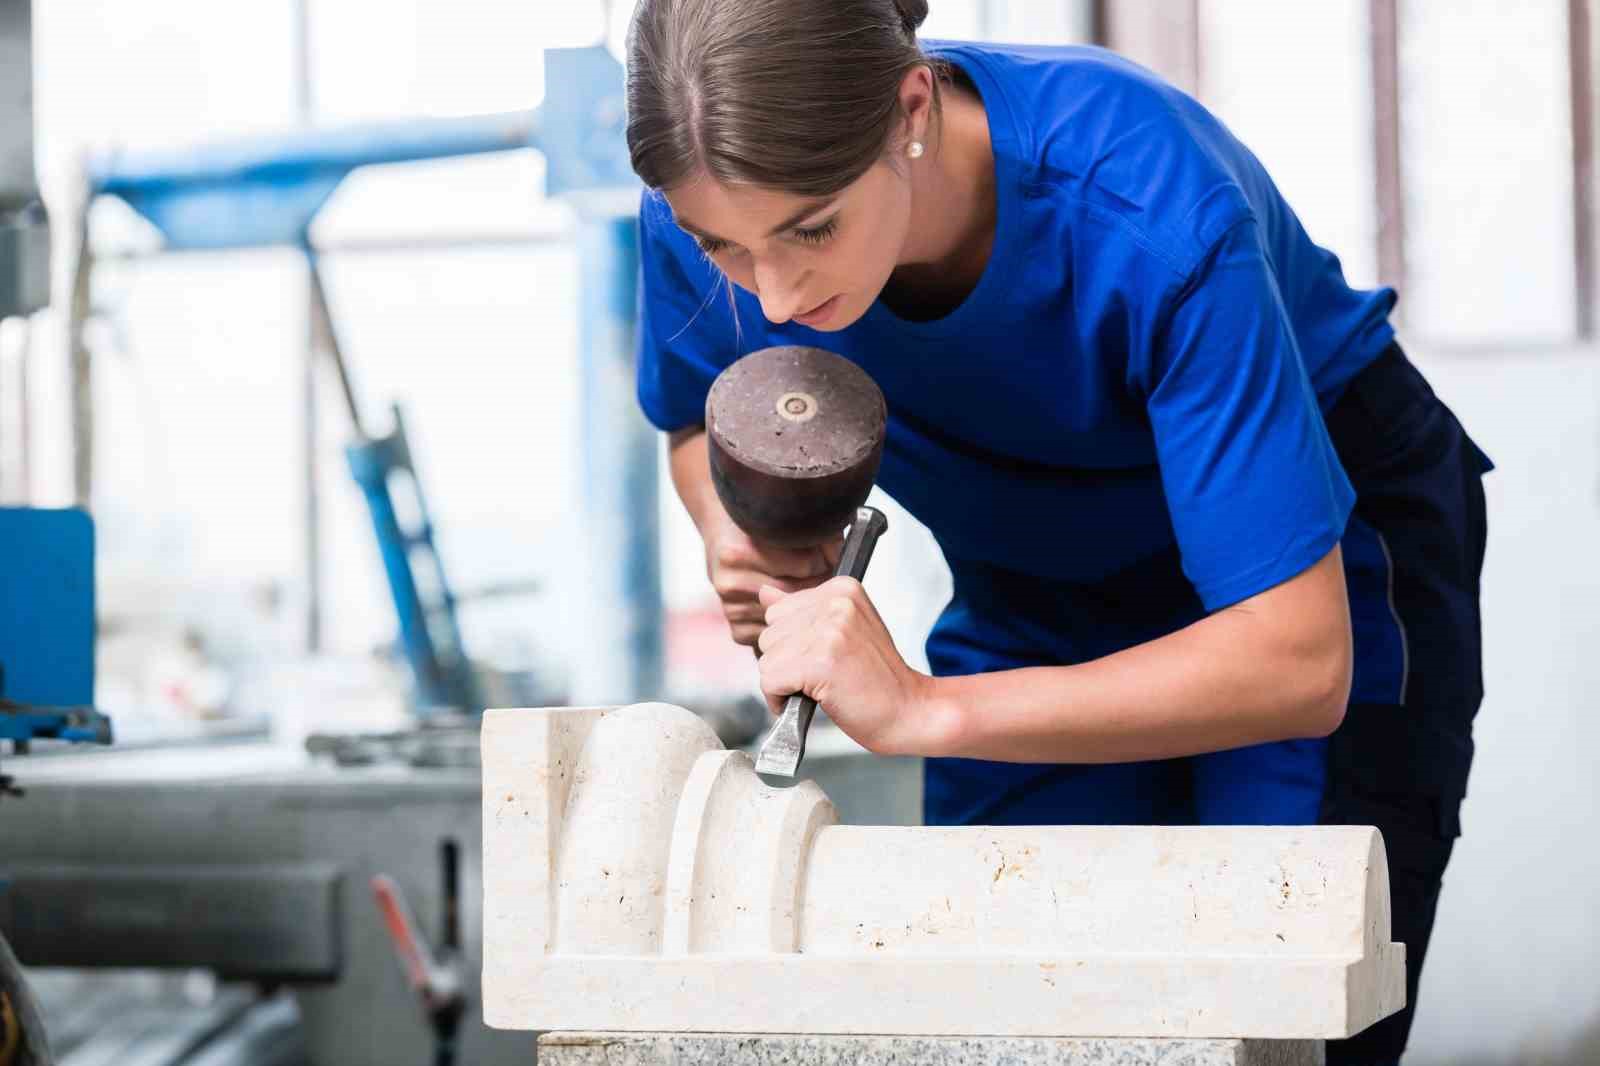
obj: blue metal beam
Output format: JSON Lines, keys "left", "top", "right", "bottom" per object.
{"left": 88, "top": 111, "right": 539, "bottom": 251}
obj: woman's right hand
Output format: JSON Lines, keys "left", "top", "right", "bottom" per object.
{"left": 668, "top": 425, "right": 842, "bottom": 647}
{"left": 701, "top": 509, "right": 842, "bottom": 648}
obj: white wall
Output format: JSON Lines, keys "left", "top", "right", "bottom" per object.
{"left": 1199, "top": 0, "right": 1377, "bottom": 288}
{"left": 1196, "top": 0, "right": 1578, "bottom": 346}
{"left": 1401, "top": 0, "right": 1575, "bottom": 346}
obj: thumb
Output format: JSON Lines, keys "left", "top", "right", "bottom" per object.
{"left": 757, "top": 583, "right": 787, "bottom": 609}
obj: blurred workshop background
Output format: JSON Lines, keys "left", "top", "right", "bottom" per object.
{"left": 0, "top": 1, "right": 1595, "bottom": 1065}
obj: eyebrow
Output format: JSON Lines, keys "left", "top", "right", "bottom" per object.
{"left": 674, "top": 199, "right": 837, "bottom": 244}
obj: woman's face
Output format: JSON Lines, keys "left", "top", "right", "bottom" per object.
{"left": 662, "top": 159, "right": 913, "bottom": 332}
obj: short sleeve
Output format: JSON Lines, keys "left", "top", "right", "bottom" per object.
{"left": 1134, "top": 219, "right": 1355, "bottom": 611}
{"left": 635, "top": 191, "right": 743, "bottom": 432}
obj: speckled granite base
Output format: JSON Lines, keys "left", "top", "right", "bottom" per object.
{"left": 536, "top": 1033, "right": 1324, "bottom": 1066}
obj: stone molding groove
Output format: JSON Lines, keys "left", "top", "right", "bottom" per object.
{"left": 482, "top": 703, "right": 1405, "bottom": 1038}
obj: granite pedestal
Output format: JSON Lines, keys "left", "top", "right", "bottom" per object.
{"left": 536, "top": 1032, "right": 1324, "bottom": 1066}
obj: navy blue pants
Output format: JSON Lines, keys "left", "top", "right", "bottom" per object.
{"left": 1318, "top": 344, "right": 1488, "bottom": 1064}
{"left": 924, "top": 343, "right": 1489, "bottom": 1065}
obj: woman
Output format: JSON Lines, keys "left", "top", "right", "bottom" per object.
{"left": 625, "top": 2, "right": 1490, "bottom": 1062}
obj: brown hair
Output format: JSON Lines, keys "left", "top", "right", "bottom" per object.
{"left": 625, "top": 0, "right": 943, "bottom": 198}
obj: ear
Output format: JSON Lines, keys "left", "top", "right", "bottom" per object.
{"left": 895, "top": 65, "right": 937, "bottom": 149}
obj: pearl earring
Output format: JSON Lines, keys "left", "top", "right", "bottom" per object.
{"left": 907, "top": 140, "right": 925, "bottom": 159}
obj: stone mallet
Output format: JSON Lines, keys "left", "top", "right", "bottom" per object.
{"left": 705, "top": 345, "right": 889, "bottom": 779}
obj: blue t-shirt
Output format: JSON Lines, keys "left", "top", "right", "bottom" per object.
{"left": 636, "top": 43, "right": 1401, "bottom": 813}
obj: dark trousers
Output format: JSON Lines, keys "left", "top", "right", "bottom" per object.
{"left": 1320, "top": 342, "right": 1491, "bottom": 1065}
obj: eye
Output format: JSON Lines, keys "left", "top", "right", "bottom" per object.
{"left": 695, "top": 235, "right": 734, "bottom": 256}
{"left": 792, "top": 218, "right": 838, "bottom": 246}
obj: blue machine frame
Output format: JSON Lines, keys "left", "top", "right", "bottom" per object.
{"left": 0, "top": 508, "right": 113, "bottom": 793}
{"left": 0, "top": 508, "right": 96, "bottom": 712}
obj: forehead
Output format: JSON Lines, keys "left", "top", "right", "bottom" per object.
{"left": 661, "top": 175, "right": 832, "bottom": 236}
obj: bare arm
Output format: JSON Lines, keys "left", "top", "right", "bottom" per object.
{"left": 667, "top": 427, "right": 721, "bottom": 531}
{"left": 900, "top": 546, "right": 1352, "bottom": 762}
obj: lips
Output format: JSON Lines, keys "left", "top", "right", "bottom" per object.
{"left": 793, "top": 295, "right": 841, "bottom": 328}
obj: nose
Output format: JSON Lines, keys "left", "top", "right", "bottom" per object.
{"left": 753, "top": 254, "right": 808, "bottom": 324}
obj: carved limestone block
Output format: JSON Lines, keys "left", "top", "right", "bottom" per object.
{"left": 482, "top": 703, "right": 1405, "bottom": 1038}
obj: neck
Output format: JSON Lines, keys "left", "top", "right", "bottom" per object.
{"left": 896, "top": 82, "right": 996, "bottom": 291}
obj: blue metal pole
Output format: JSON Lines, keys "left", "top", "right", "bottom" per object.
{"left": 344, "top": 432, "right": 449, "bottom": 710}
{"left": 572, "top": 207, "right": 664, "bottom": 705}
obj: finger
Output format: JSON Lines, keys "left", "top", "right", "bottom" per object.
{"left": 728, "top": 620, "right": 763, "bottom": 647}
{"left": 825, "top": 575, "right": 872, "bottom": 609}
{"left": 757, "top": 583, "right": 787, "bottom": 609}
{"left": 725, "top": 610, "right": 766, "bottom": 634}
{"left": 712, "top": 532, "right": 800, "bottom": 580}
{"left": 768, "top": 573, "right": 867, "bottom": 626}
{"left": 830, "top": 576, "right": 888, "bottom": 629}
{"left": 755, "top": 605, "right": 797, "bottom": 658}
{"left": 787, "top": 570, "right": 835, "bottom": 593}
{"left": 714, "top": 572, "right": 805, "bottom": 609}
{"left": 711, "top": 574, "right": 754, "bottom": 605}
{"left": 757, "top": 656, "right": 806, "bottom": 717}
{"left": 761, "top": 583, "right": 825, "bottom": 627}
{"left": 725, "top": 602, "right": 767, "bottom": 630}
{"left": 719, "top": 568, "right": 815, "bottom": 596}
{"left": 755, "top": 611, "right": 788, "bottom": 658}
{"left": 756, "top": 598, "right": 826, "bottom": 662}
{"left": 747, "top": 540, "right": 833, "bottom": 582}
{"left": 754, "top": 574, "right": 812, "bottom": 595}
{"left": 715, "top": 531, "right": 787, "bottom": 570}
